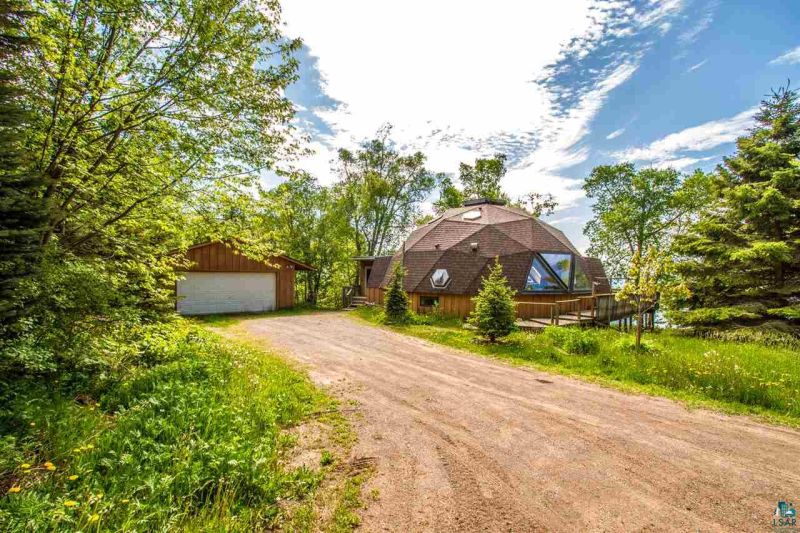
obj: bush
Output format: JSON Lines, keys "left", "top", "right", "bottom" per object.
{"left": 0, "top": 250, "right": 176, "bottom": 383}
{"left": 0, "top": 322, "right": 326, "bottom": 531}
{"left": 468, "top": 259, "right": 517, "bottom": 342}
{"left": 543, "top": 327, "right": 600, "bottom": 355}
{"left": 384, "top": 263, "right": 410, "bottom": 323}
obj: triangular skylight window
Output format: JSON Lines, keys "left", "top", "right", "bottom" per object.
{"left": 541, "top": 253, "right": 572, "bottom": 287}
{"left": 524, "top": 257, "right": 561, "bottom": 291}
{"left": 573, "top": 262, "right": 592, "bottom": 291}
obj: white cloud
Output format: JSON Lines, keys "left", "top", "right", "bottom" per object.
{"left": 769, "top": 46, "right": 800, "bottom": 66}
{"left": 686, "top": 59, "right": 707, "bottom": 73}
{"left": 503, "top": 60, "right": 640, "bottom": 207}
{"left": 613, "top": 107, "right": 757, "bottom": 165}
{"left": 606, "top": 128, "right": 625, "bottom": 139}
{"left": 281, "top": 1, "right": 685, "bottom": 205}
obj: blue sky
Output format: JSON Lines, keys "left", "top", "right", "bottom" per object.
{"left": 278, "top": 0, "right": 800, "bottom": 251}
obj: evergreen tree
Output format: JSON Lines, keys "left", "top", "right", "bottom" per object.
{"left": 671, "top": 85, "right": 800, "bottom": 334}
{"left": 384, "top": 262, "right": 409, "bottom": 323}
{"left": 468, "top": 259, "right": 517, "bottom": 342}
{"left": 0, "top": 1, "right": 47, "bottom": 323}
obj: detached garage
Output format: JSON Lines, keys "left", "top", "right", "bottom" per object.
{"left": 176, "top": 242, "right": 314, "bottom": 315}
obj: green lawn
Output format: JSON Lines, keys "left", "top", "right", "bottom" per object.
{"left": 0, "top": 320, "right": 361, "bottom": 532}
{"left": 354, "top": 307, "right": 800, "bottom": 426}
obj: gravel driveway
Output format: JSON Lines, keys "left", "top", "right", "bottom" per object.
{"left": 239, "top": 313, "right": 800, "bottom": 532}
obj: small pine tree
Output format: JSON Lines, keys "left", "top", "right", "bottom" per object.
{"left": 468, "top": 259, "right": 517, "bottom": 342}
{"left": 384, "top": 262, "right": 409, "bottom": 323}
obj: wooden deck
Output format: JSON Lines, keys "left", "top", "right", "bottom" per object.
{"left": 515, "top": 293, "right": 657, "bottom": 331}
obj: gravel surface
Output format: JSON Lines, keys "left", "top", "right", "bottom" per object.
{"left": 239, "top": 313, "right": 800, "bottom": 532}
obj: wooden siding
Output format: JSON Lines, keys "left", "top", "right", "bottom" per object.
{"left": 366, "top": 286, "right": 384, "bottom": 305}
{"left": 363, "top": 289, "right": 594, "bottom": 319}
{"left": 179, "top": 242, "right": 297, "bottom": 309}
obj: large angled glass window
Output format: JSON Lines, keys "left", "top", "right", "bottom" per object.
{"left": 573, "top": 262, "right": 592, "bottom": 291}
{"left": 541, "top": 253, "right": 572, "bottom": 287}
{"left": 524, "top": 257, "right": 562, "bottom": 291}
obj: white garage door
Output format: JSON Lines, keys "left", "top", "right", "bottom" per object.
{"left": 177, "top": 272, "right": 276, "bottom": 315}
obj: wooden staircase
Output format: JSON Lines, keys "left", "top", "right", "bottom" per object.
{"left": 347, "top": 295, "right": 367, "bottom": 309}
{"left": 342, "top": 285, "right": 369, "bottom": 310}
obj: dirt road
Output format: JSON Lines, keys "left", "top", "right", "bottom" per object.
{"left": 239, "top": 313, "right": 800, "bottom": 532}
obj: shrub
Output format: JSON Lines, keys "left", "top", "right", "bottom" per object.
{"left": 0, "top": 323, "right": 325, "bottom": 531}
{"left": 468, "top": 259, "right": 517, "bottom": 342}
{"left": 384, "top": 263, "right": 410, "bottom": 323}
{"left": 543, "top": 327, "right": 600, "bottom": 355}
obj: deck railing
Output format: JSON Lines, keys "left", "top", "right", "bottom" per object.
{"left": 341, "top": 285, "right": 355, "bottom": 309}
{"left": 516, "top": 292, "right": 656, "bottom": 328}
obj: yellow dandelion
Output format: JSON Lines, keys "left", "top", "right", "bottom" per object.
{"left": 68, "top": 475, "right": 79, "bottom": 481}
{"left": 7, "top": 486, "right": 21, "bottom": 494}
{"left": 44, "top": 461, "right": 54, "bottom": 468}
{"left": 73, "top": 448, "right": 81, "bottom": 453}
{"left": 46, "top": 464, "right": 56, "bottom": 471}
{"left": 121, "top": 499, "right": 130, "bottom": 504}
{"left": 94, "top": 493, "right": 103, "bottom": 500}
{"left": 64, "top": 500, "right": 78, "bottom": 508}
{"left": 89, "top": 514, "right": 100, "bottom": 523}
{"left": 20, "top": 463, "right": 31, "bottom": 469}
{"left": 85, "top": 444, "right": 94, "bottom": 450}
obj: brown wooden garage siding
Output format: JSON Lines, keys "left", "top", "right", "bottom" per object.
{"left": 180, "top": 242, "right": 298, "bottom": 309}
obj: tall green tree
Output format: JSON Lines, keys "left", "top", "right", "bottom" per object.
{"left": 671, "top": 86, "right": 800, "bottom": 333}
{"left": 0, "top": 0, "right": 48, "bottom": 323}
{"left": 433, "top": 175, "right": 464, "bottom": 214}
{"left": 336, "top": 124, "right": 436, "bottom": 257}
{"left": 583, "top": 163, "right": 709, "bottom": 279}
{"left": 257, "top": 173, "right": 353, "bottom": 306}
{"left": 459, "top": 153, "right": 509, "bottom": 202}
{"left": 20, "top": 0, "right": 299, "bottom": 263}
{"left": 468, "top": 259, "right": 517, "bottom": 342}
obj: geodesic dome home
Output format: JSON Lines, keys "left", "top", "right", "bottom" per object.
{"left": 354, "top": 199, "right": 610, "bottom": 318}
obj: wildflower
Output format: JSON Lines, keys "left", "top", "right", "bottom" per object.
{"left": 68, "top": 475, "right": 79, "bottom": 481}
{"left": 95, "top": 493, "right": 104, "bottom": 500}
{"left": 85, "top": 444, "right": 94, "bottom": 450}
{"left": 45, "top": 462, "right": 57, "bottom": 471}
{"left": 20, "top": 463, "right": 31, "bottom": 469}
{"left": 73, "top": 448, "right": 82, "bottom": 453}
{"left": 29, "top": 422, "right": 35, "bottom": 427}
{"left": 7, "top": 486, "right": 21, "bottom": 494}
{"left": 89, "top": 514, "right": 100, "bottom": 523}
{"left": 121, "top": 499, "right": 130, "bottom": 504}
{"left": 64, "top": 500, "right": 78, "bottom": 507}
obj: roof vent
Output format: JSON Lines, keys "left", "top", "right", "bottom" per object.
{"left": 470, "top": 242, "right": 478, "bottom": 251}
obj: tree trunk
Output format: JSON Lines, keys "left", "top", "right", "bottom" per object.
{"left": 636, "top": 310, "right": 643, "bottom": 350}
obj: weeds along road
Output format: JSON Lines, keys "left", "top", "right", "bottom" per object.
{"left": 238, "top": 312, "right": 800, "bottom": 532}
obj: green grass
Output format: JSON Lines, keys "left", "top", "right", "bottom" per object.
{"left": 353, "top": 307, "right": 800, "bottom": 426}
{"left": 0, "top": 320, "right": 355, "bottom": 531}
